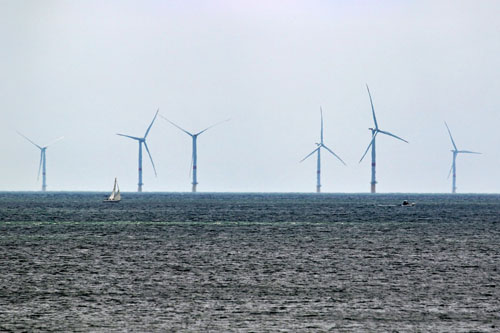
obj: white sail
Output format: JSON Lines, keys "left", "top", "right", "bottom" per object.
{"left": 106, "top": 178, "right": 120, "bottom": 201}
{"left": 115, "top": 184, "right": 121, "bottom": 201}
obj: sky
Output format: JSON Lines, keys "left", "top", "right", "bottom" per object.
{"left": 0, "top": 0, "right": 499, "bottom": 193}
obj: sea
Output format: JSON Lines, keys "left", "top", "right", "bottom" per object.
{"left": 0, "top": 192, "right": 499, "bottom": 332}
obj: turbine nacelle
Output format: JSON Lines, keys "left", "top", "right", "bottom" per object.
{"left": 160, "top": 115, "right": 230, "bottom": 138}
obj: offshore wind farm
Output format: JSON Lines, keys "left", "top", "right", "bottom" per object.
{"left": 10, "top": 99, "right": 485, "bottom": 194}
{"left": 1, "top": 2, "right": 500, "bottom": 332}
{"left": 7, "top": 91, "right": 488, "bottom": 194}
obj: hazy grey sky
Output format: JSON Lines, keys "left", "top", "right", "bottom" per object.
{"left": 1, "top": 0, "right": 499, "bottom": 193}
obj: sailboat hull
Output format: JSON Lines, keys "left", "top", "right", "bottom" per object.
{"left": 103, "top": 199, "right": 121, "bottom": 203}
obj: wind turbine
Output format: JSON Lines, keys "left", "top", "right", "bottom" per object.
{"left": 359, "top": 85, "right": 408, "bottom": 193}
{"left": 444, "top": 122, "right": 480, "bottom": 193}
{"left": 117, "top": 109, "right": 159, "bottom": 192}
{"left": 300, "top": 107, "right": 346, "bottom": 193}
{"left": 160, "top": 115, "right": 229, "bottom": 192}
{"left": 17, "top": 131, "right": 64, "bottom": 191}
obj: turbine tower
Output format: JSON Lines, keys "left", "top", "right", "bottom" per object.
{"left": 17, "top": 132, "right": 63, "bottom": 191}
{"left": 444, "top": 122, "right": 480, "bottom": 194}
{"left": 160, "top": 115, "right": 229, "bottom": 192}
{"left": 117, "top": 109, "right": 159, "bottom": 192}
{"left": 359, "top": 85, "right": 408, "bottom": 193}
{"left": 300, "top": 107, "right": 346, "bottom": 193}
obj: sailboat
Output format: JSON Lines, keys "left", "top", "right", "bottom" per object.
{"left": 104, "top": 177, "right": 121, "bottom": 202}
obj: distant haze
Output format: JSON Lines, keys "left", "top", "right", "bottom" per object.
{"left": 1, "top": 0, "right": 498, "bottom": 193}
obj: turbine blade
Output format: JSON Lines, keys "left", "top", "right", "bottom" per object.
{"left": 45, "top": 136, "right": 64, "bottom": 148}
{"left": 37, "top": 151, "right": 43, "bottom": 181}
{"left": 196, "top": 118, "right": 231, "bottom": 136}
{"left": 359, "top": 132, "right": 377, "bottom": 163}
{"left": 143, "top": 142, "right": 157, "bottom": 177}
{"left": 457, "top": 150, "right": 481, "bottom": 154}
{"left": 17, "top": 131, "right": 42, "bottom": 149}
{"left": 159, "top": 115, "right": 193, "bottom": 136}
{"left": 447, "top": 163, "right": 453, "bottom": 179}
{"left": 144, "top": 109, "right": 159, "bottom": 138}
{"left": 378, "top": 129, "right": 408, "bottom": 143}
{"left": 116, "top": 133, "right": 142, "bottom": 141}
{"left": 366, "top": 84, "right": 378, "bottom": 129}
{"left": 320, "top": 107, "right": 324, "bottom": 144}
{"left": 444, "top": 122, "right": 457, "bottom": 150}
{"left": 322, "top": 144, "right": 347, "bottom": 166}
{"left": 300, "top": 147, "right": 319, "bottom": 163}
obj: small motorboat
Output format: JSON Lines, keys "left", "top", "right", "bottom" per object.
{"left": 401, "top": 200, "right": 415, "bottom": 207}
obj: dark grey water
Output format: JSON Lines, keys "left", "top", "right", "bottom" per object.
{"left": 1, "top": 193, "right": 499, "bottom": 332}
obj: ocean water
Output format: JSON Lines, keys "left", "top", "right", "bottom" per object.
{"left": 0, "top": 192, "right": 499, "bottom": 332}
